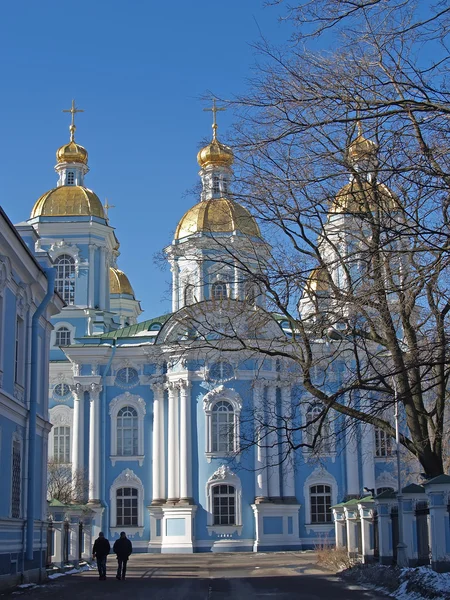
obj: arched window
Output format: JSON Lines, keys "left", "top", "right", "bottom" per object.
{"left": 116, "top": 487, "right": 138, "bottom": 526}
{"left": 374, "top": 427, "right": 393, "bottom": 457}
{"left": 305, "top": 404, "right": 332, "bottom": 454}
{"left": 212, "top": 484, "right": 236, "bottom": 525}
{"left": 212, "top": 401, "right": 234, "bottom": 453}
{"left": 310, "top": 484, "right": 332, "bottom": 523}
{"left": 117, "top": 406, "right": 138, "bottom": 456}
{"left": 212, "top": 281, "right": 228, "bottom": 300}
{"left": 55, "top": 327, "right": 71, "bottom": 347}
{"left": 184, "top": 284, "right": 195, "bottom": 306}
{"left": 54, "top": 255, "right": 76, "bottom": 305}
{"left": 53, "top": 426, "right": 71, "bottom": 463}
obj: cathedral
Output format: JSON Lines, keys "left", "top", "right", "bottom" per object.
{"left": 25, "top": 103, "right": 397, "bottom": 553}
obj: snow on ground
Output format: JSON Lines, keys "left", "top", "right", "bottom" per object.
{"left": 48, "top": 564, "right": 95, "bottom": 580}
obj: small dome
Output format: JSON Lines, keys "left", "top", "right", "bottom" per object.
{"left": 305, "top": 268, "right": 330, "bottom": 293}
{"left": 110, "top": 267, "right": 135, "bottom": 296}
{"left": 197, "top": 138, "right": 234, "bottom": 169}
{"left": 331, "top": 180, "right": 398, "bottom": 214}
{"left": 175, "top": 197, "right": 261, "bottom": 240}
{"left": 30, "top": 186, "right": 105, "bottom": 219}
{"left": 347, "top": 134, "right": 378, "bottom": 163}
{"left": 56, "top": 140, "right": 88, "bottom": 165}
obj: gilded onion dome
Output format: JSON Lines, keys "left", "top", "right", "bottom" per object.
{"left": 305, "top": 268, "right": 330, "bottom": 293}
{"left": 330, "top": 180, "right": 398, "bottom": 214}
{"left": 30, "top": 186, "right": 105, "bottom": 219}
{"left": 197, "top": 138, "right": 234, "bottom": 169}
{"left": 175, "top": 197, "right": 261, "bottom": 240}
{"left": 56, "top": 140, "right": 88, "bottom": 165}
{"left": 347, "top": 134, "right": 378, "bottom": 163}
{"left": 109, "top": 267, "right": 135, "bottom": 297}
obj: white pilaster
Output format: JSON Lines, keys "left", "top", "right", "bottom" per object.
{"left": 267, "top": 384, "right": 281, "bottom": 500}
{"left": 71, "top": 384, "right": 84, "bottom": 491}
{"left": 167, "top": 382, "right": 179, "bottom": 501}
{"left": 88, "top": 384, "right": 101, "bottom": 502}
{"left": 171, "top": 262, "right": 179, "bottom": 312}
{"left": 253, "top": 382, "right": 268, "bottom": 501}
{"left": 151, "top": 381, "right": 165, "bottom": 504}
{"left": 280, "top": 383, "right": 296, "bottom": 500}
{"left": 345, "top": 421, "right": 360, "bottom": 496}
{"left": 179, "top": 380, "right": 192, "bottom": 501}
{"left": 88, "top": 244, "right": 96, "bottom": 308}
{"left": 99, "top": 246, "right": 106, "bottom": 310}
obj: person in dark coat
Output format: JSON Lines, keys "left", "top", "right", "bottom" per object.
{"left": 92, "top": 532, "right": 111, "bottom": 580}
{"left": 113, "top": 531, "right": 133, "bottom": 580}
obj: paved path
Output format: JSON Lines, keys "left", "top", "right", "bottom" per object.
{"left": 4, "top": 553, "right": 388, "bottom": 599}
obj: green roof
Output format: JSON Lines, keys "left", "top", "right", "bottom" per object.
{"left": 402, "top": 483, "right": 425, "bottom": 494}
{"left": 99, "top": 314, "right": 172, "bottom": 339}
{"left": 424, "top": 474, "right": 450, "bottom": 485}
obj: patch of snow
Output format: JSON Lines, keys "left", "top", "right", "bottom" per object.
{"left": 17, "top": 584, "right": 36, "bottom": 589}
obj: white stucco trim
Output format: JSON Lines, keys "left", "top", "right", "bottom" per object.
{"left": 206, "top": 465, "right": 243, "bottom": 536}
{"left": 50, "top": 321, "right": 76, "bottom": 349}
{"left": 110, "top": 468, "right": 144, "bottom": 535}
{"left": 49, "top": 405, "right": 73, "bottom": 461}
{"left": 203, "top": 386, "right": 242, "bottom": 462}
{"left": 109, "top": 392, "right": 146, "bottom": 465}
{"left": 303, "top": 466, "right": 338, "bottom": 534}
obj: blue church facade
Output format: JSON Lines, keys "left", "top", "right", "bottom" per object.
{"left": 23, "top": 105, "right": 399, "bottom": 554}
{"left": 0, "top": 206, "right": 63, "bottom": 585}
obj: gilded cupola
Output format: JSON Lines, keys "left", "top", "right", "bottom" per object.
{"left": 109, "top": 267, "right": 135, "bottom": 297}
{"left": 197, "top": 99, "right": 234, "bottom": 169}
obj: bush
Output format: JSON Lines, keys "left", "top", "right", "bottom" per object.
{"left": 315, "top": 538, "right": 354, "bottom": 571}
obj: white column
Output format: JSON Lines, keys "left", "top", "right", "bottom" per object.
{"left": 88, "top": 384, "right": 101, "bottom": 502}
{"left": 167, "top": 382, "right": 179, "bottom": 501}
{"left": 170, "top": 262, "right": 179, "bottom": 312}
{"left": 179, "top": 380, "right": 192, "bottom": 501}
{"left": 280, "top": 384, "right": 296, "bottom": 500}
{"left": 151, "top": 381, "right": 165, "bottom": 504}
{"left": 253, "top": 382, "right": 268, "bottom": 500}
{"left": 71, "top": 384, "right": 84, "bottom": 490}
{"left": 88, "top": 244, "right": 96, "bottom": 308}
{"left": 346, "top": 421, "right": 360, "bottom": 496}
{"left": 267, "top": 384, "right": 281, "bottom": 500}
{"left": 99, "top": 246, "right": 106, "bottom": 310}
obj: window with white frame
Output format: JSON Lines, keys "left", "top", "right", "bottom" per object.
{"left": 204, "top": 388, "right": 242, "bottom": 459}
{"left": 206, "top": 465, "right": 242, "bottom": 534}
{"left": 212, "top": 281, "right": 228, "bottom": 300}
{"left": 109, "top": 393, "right": 146, "bottom": 465}
{"left": 116, "top": 487, "right": 138, "bottom": 526}
{"left": 53, "top": 426, "right": 71, "bottom": 463}
{"left": 11, "top": 438, "right": 21, "bottom": 518}
{"left": 117, "top": 406, "right": 138, "bottom": 456}
{"left": 310, "top": 484, "right": 332, "bottom": 523}
{"left": 54, "top": 254, "right": 76, "bottom": 305}
{"left": 115, "top": 367, "right": 139, "bottom": 389}
{"left": 55, "top": 326, "right": 71, "bottom": 347}
{"left": 304, "top": 403, "right": 333, "bottom": 454}
{"left": 212, "top": 175, "right": 220, "bottom": 194}
{"left": 374, "top": 427, "right": 393, "bottom": 457}
{"left": 53, "top": 383, "right": 71, "bottom": 400}
{"left": 209, "top": 360, "right": 234, "bottom": 383}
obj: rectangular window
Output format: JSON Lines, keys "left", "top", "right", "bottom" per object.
{"left": 310, "top": 484, "right": 332, "bottom": 523}
{"left": 11, "top": 440, "right": 21, "bottom": 518}
{"left": 14, "top": 316, "right": 24, "bottom": 385}
{"left": 67, "top": 171, "right": 75, "bottom": 185}
{"left": 53, "top": 426, "right": 71, "bottom": 463}
{"left": 375, "top": 427, "right": 392, "bottom": 457}
{"left": 212, "top": 484, "right": 236, "bottom": 526}
{"left": 116, "top": 487, "right": 138, "bottom": 526}
{"left": 212, "top": 176, "right": 220, "bottom": 194}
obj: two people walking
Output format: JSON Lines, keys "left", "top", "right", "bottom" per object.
{"left": 92, "top": 531, "right": 132, "bottom": 581}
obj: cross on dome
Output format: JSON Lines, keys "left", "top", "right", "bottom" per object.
{"left": 103, "top": 198, "right": 115, "bottom": 219}
{"left": 63, "top": 100, "right": 84, "bottom": 142}
{"left": 203, "top": 98, "right": 226, "bottom": 141}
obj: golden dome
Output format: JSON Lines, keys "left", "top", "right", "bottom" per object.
{"left": 305, "top": 268, "right": 330, "bottom": 293}
{"left": 330, "top": 180, "right": 398, "bottom": 213}
{"left": 347, "top": 134, "right": 378, "bottom": 163}
{"left": 110, "top": 267, "right": 135, "bottom": 296}
{"left": 30, "top": 186, "right": 105, "bottom": 219}
{"left": 175, "top": 197, "right": 261, "bottom": 240}
{"left": 197, "top": 138, "right": 234, "bottom": 169}
{"left": 56, "top": 140, "right": 88, "bottom": 164}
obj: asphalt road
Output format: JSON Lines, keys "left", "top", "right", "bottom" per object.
{"left": 4, "top": 553, "right": 389, "bottom": 600}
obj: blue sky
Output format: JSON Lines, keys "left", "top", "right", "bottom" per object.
{"left": 0, "top": 0, "right": 291, "bottom": 318}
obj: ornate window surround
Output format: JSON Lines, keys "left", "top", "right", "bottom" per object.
{"left": 48, "top": 240, "right": 81, "bottom": 274}
{"left": 203, "top": 386, "right": 242, "bottom": 462}
{"left": 51, "top": 322, "right": 76, "bottom": 350}
{"left": 303, "top": 467, "right": 338, "bottom": 534}
{"left": 49, "top": 405, "right": 73, "bottom": 461}
{"left": 110, "top": 468, "right": 144, "bottom": 536}
{"left": 206, "top": 465, "right": 242, "bottom": 537}
{"left": 109, "top": 392, "right": 146, "bottom": 466}
{"left": 301, "top": 398, "right": 336, "bottom": 461}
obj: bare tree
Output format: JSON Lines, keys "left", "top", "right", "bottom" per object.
{"left": 47, "top": 459, "right": 89, "bottom": 504}
{"left": 165, "top": 1, "right": 450, "bottom": 477}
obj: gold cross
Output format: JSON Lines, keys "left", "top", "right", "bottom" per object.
{"left": 63, "top": 100, "right": 84, "bottom": 142}
{"left": 204, "top": 98, "right": 226, "bottom": 140}
{"left": 103, "top": 198, "right": 115, "bottom": 219}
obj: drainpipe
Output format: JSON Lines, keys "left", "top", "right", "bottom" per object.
{"left": 26, "top": 267, "right": 56, "bottom": 561}
{"left": 101, "top": 341, "right": 116, "bottom": 535}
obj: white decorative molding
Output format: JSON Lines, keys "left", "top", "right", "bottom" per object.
{"left": 50, "top": 321, "right": 76, "bottom": 349}
{"left": 0, "top": 255, "right": 10, "bottom": 293}
{"left": 109, "top": 392, "right": 146, "bottom": 465}
{"left": 203, "top": 387, "right": 242, "bottom": 462}
{"left": 303, "top": 466, "right": 338, "bottom": 534}
{"left": 110, "top": 468, "right": 144, "bottom": 532}
{"left": 13, "top": 384, "right": 24, "bottom": 403}
{"left": 48, "top": 240, "right": 83, "bottom": 274}
{"left": 49, "top": 405, "right": 74, "bottom": 461}
{"left": 375, "top": 470, "right": 397, "bottom": 492}
{"left": 206, "top": 465, "right": 242, "bottom": 536}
